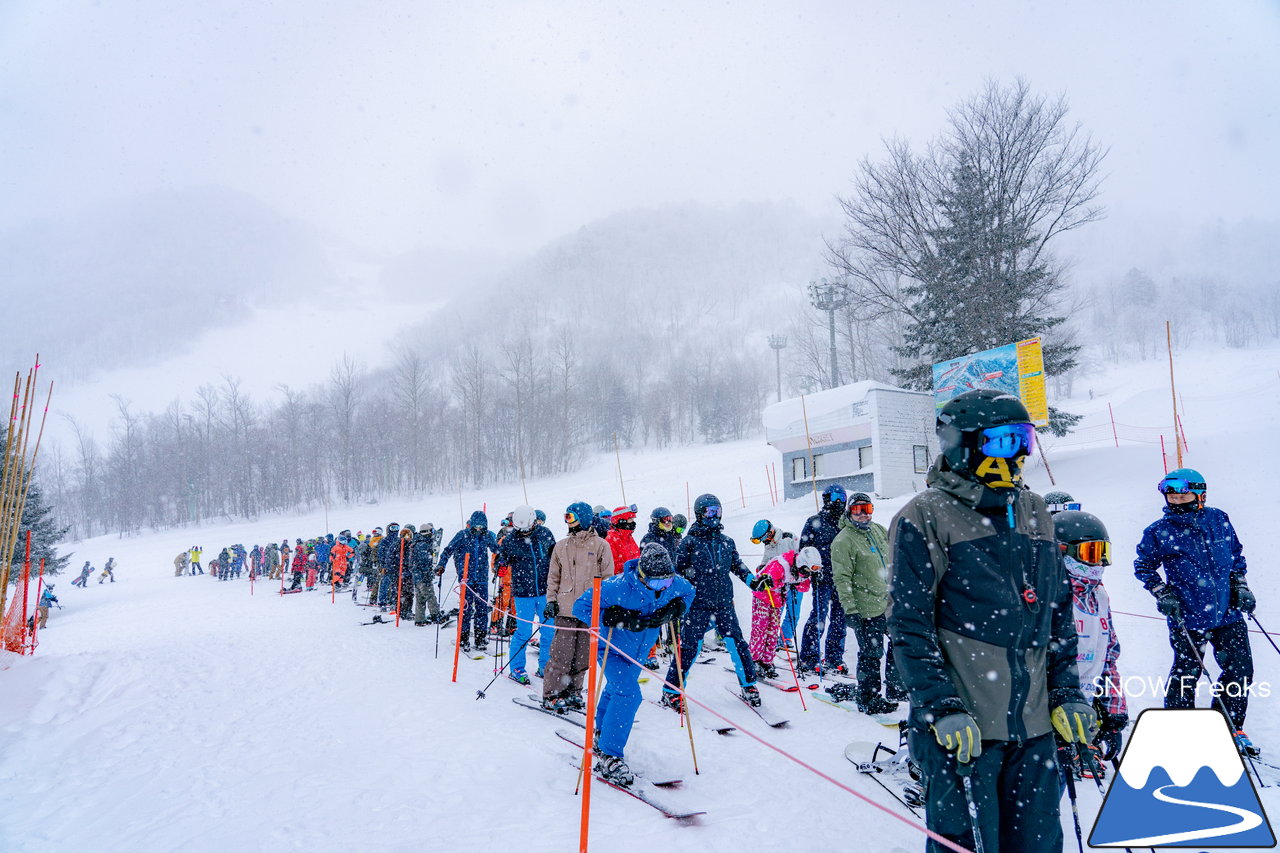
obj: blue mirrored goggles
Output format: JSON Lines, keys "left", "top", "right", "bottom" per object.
{"left": 702, "top": 505, "right": 722, "bottom": 519}
{"left": 1158, "top": 477, "right": 1206, "bottom": 495}
{"left": 978, "top": 423, "right": 1036, "bottom": 459}
{"left": 644, "top": 575, "right": 674, "bottom": 590}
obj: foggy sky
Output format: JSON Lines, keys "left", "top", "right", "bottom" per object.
{"left": 2, "top": 1, "right": 1277, "bottom": 257}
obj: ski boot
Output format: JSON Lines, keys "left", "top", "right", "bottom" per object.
{"left": 741, "top": 684, "right": 762, "bottom": 707}
{"left": 827, "top": 662, "right": 851, "bottom": 677}
{"left": 758, "top": 661, "right": 779, "bottom": 680}
{"left": 644, "top": 656, "right": 660, "bottom": 671}
{"left": 827, "top": 682, "right": 858, "bottom": 704}
{"left": 859, "top": 694, "right": 900, "bottom": 716}
{"left": 903, "top": 782, "right": 925, "bottom": 809}
{"left": 508, "top": 671, "right": 531, "bottom": 686}
{"left": 459, "top": 635, "right": 472, "bottom": 653}
{"left": 1236, "top": 730, "right": 1262, "bottom": 757}
{"left": 475, "top": 639, "right": 488, "bottom": 653}
{"left": 564, "top": 692, "right": 586, "bottom": 712}
{"left": 659, "top": 691, "right": 684, "bottom": 713}
{"left": 542, "top": 696, "right": 569, "bottom": 714}
{"left": 594, "top": 754, "right": 634, "bottom": 787}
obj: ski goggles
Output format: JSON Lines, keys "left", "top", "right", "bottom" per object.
{"left": 750, "top": 531, "right": 774, "bottom": 545}
{"left": 702, "top": 505, "right": 722, "bottom": 520}
{"left": 564, "top": 511, "right": 582, "bottom": 527}
{"left": 847, "top": 501, "right": 874, "bottom": 516}
{"left": 978, "top": 423, "right": 1036, "bottom": 458}
{"left": 1158, "top": 476, "right": 1206, "bottom": 495}
{"left": 644, "top": 576, "right": 674, "bottom": 591}
{"left": 1065, "top": 540, "right": 1111, "bottom": 567}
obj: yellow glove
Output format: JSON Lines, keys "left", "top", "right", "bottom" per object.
{"left": 932, "top": 712, "right": 982, "bottom": 763}
{"left": 1051, "top": 702, "right": 1099, "bottom": 744}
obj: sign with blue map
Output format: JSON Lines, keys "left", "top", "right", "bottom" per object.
{"left": 931, "top": 338, "right": 1049, "bottom": 427}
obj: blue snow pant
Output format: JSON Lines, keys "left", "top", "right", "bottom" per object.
{"left": 799, "top": 576, "right": 846, "bottom": 669}
{"left": 663, "top": 604, "right": 756, "bottom": 692}
{"left": 595, "top": 650, "right": 644, "bottom": 759}
{"left": 782, "top": 588, "right": 804, "bottom": 643}
{"left": 377, "top": 570, "right": 394, "bottom": 606}
{"left": 511, "top": 595, "right": 553, "bottom": 676}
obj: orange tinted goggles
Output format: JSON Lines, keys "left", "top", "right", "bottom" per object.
{"left": 1070, "top": 540, "right": 1111, "bottom": 566}
{"left": 847, "top": 502, "right": 874, "bottom": 516}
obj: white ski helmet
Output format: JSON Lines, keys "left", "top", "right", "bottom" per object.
{"left": 511, "top": 505, "right": 537, "bottom": 532}
{"left": 796, "top": 546, "right": 822, "bottom": 572}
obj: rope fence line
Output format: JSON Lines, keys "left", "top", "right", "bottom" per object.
{"left": 442, "top": 573, "right": 974, "bottom": 853}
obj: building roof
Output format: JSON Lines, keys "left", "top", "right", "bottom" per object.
{"left": 762, "top": 380, "right": 922, "bottom": 442}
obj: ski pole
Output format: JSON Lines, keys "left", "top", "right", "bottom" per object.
{"left": 1076, "top": 747, "right": 1140, "bottom": 853}
{"left": 1057, "top": 745, "right": 1085, "bottom": 853}
{"left": 955, "top": 759, "right": 986, "bottom": 853}
{"left": 1174, "top": 618, "right": 1265, "bottom": 785}
{"left": 475, "top": 621, "right": 542, "bottom": 699}
{"left": 769, "top": 586, "right": 807, "bottom": 711}
{"left": 1247, "top": 612, "right": 1280, "bottom": 658}
{"left": 670, "top": 617, "right": 700, "bottom": 775}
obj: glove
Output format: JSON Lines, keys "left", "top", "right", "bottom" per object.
{"left": 1231, "top": 576, "right": 1257, "bottom": 614}
{"left": 749, "top": 574, "right": 774, "bottom": 592}
{"left": 644, "top": 597, "right": 687, "bottom": 628}
{"left": 1094, "top": 723, "right": 1124, "bottom": 762}
{"left": 602, "top": 605, "right": 646, "bottom": 632}
{"left": 1051, "top": 701, "right": 1099, "bottom": 745}
{"left": 1152, "top": 584, "right": 1183, "bottom": 622}
{"left": 495, "top": 566, "right": 509, "bottom": 579}
{"left": 543, "top": 601, "right": 559, "bottom": 621}
{"left": 931, "top": 712, "right": 982, "bottom": 763}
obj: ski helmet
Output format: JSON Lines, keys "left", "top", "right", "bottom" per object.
{"left": 420, "top": 523, "right": 433, "bottom": 533}
{"left": 401, "top": 524, "right": 415, "bottom": 537}
{"left": 592, "top": 505, "right": 607, "bottom": 517}
{"left": 612, "top": 504, "right": 638, "bottom": 523}
{"left": 1053, "top": 510, "right": 1111, "bottom": 567}
{"left": 936, "top": 388, "right": 1035, "bottom": 479}
{"left": 693, "top": 493, "right": 723, "bottom": 527}
{"left": 511, "top": 505, "right": 537, "bottom": 532}
{"left": 534, "top": 509, "right": 546, "bottom": 524}
{"left": 650, "top": 506, "right": 673, "bottom": 521}
{"left": 821, "top": 484, "right": 847, "bottom": 510}
{"left": 565, "top": 501, "right": 594, "bottom": 530}
{"left": 750, "top": 519, "right": 775, "bottom": 544}
{"left": 1159, "top": 468, "right": 1206, "bottom": 495}
{"left": 386, "top": 522, "right": 400, "bottom": 536}
{"left": 795, "top": 546, "right": 822, "bottom": 574}
{"left": 673, "top": 513, "right": 687, "bottom": 532}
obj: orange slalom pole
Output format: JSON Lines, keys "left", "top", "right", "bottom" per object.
{"left": 769, "top": 586, "right": 807, "bottom": 711}
{"left": 395, "top": 536, "right": 406, "bottom": 627}
{"left": 451, "top": 554, "right": 470, "bottom": 683}
{"left": 29, "top": 558, "right": 44, "bottom": 654}
{"left": 578, "top": 576, "right": 602, "bottom": 853}
{"left": 18, "top": 531, "right": 31, "bottom": 652}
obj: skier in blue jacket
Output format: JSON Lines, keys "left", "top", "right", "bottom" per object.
{"left": 1134, "top": 467, "right": 1259, "bottom": 755}
{"left": 497, "top": 505, "right": 555, "bottom": 683}
{"left": 438, "top": 511, "right": 498, "bottom": 651}
{"left": 574, "top": 542, "right": 695, "bottom": 786}
{"left": 659, "top": 493, "right": 765, "bottom": 709}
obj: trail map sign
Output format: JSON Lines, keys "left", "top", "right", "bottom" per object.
{"left": 932, "top": 338, "right": 1049, "bottom": 427}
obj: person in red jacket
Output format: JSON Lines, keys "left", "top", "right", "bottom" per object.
{"left": 606, "top": 505, "right": 641, "bottom": 576}
{"left": 289, "top": 539, "right": 307, "bottom": 591}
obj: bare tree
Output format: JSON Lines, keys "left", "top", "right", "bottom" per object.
{"left": 328, "top": 354, "right": 363, "bottom": 503}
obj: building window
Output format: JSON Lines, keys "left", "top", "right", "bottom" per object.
{"left": 792, "top": 456, "right": 807, "bottom": 482}
{"left": 812, "top": 453, "right": 825, "bottom": 477}
{"left": 858, "top": 445, "right": 873, "bottom": 469}
{"left": 913, "top": 445, "right": 929, "bottom": 473}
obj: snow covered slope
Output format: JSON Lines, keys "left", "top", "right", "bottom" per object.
{"left": 3, "top": 343, "right": 1279, "bottom": 852}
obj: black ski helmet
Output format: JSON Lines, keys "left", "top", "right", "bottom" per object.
{"left": 1053, "top": 510, "right": 1111, "bottom": 564}
{"left": 650, "top": 506, "right": 673, "bottom": 521}
{"left": 673, "top": 513, "right": 687, "bottom": 531}
{"left": 936, "top": 389, "right": 1034, "bottom": 473}
{"left": 693, "top": 493, "right": 722, "bottom": 524}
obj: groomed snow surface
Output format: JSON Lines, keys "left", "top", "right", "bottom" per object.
{"left": 3, "top": 343, "right": 1280, "bottom": 852}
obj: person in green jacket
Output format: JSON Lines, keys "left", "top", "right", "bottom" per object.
{"left": 830, "top": 492, "right": 906, "bottom": 715}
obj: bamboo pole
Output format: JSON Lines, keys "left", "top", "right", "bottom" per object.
{"left": 1, "top": 367, "right": 50, "bottom": 616}
{"left": 800, "top": 394, "right": 820, "bottom": 511}
{"left": 1166, "top": 321, "right": 1183, "bottom": 468}
{"left": 612, "top": 432, "right": 626, "bottom": 505}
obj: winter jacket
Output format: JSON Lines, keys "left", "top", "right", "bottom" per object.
{"left": 190, "top": 547, "right": 202, "bottom": 562}
{"left": 265, "top": 542, "right": 279, "bottom": 568}
{"left": 291, "top": 548, "right": 308, "bottom": 572}
{"left": 497, "top": 529, "right": 549, "bottom": 598}
{"left": 753, "top": 549, "right": 812, "bottom": 604}
{"left": 546, "top": 528, "right": 613, "bottom": 614}
{"left": 757, "top": 532, "right": 797, "bottom": 570}
{"left": 799, "top": 509, "right": 843, "bottom": 582}
{"left": 888, "top": 459, "right": 1084, "bottom": 742}
{"left": 640, "top": 524, "right": 680, "bottom": 561}
{"left": 174, "top": 552, "right": 189, "bottom": 570}
{"left": 438, "top": 512, "right": 498, "bottom": 581}
{"left": 1068, "top": 560, "right": 1127, "bottom": 721}
{"left": 573, "top": 557, "right": 696, "bottom": 661}
{"left": 331, "top": 542, "right": 352, "bottom": 575}
{"left": 315, "top": 539, "right": 332, "bottom": 564}
{"left": 532, "top": 525, "right": 557, "bottom": 579}
{"left": 1133, "top": 505, "right": 1247, "bottom": 632}
{"left": 40, "top": 589, "right": 58, "bottom": 608}
{"left": 831, "top": 516, "right": 891, "bottom": 618}
{"left": 368, "top": 535, "right": 384, "bottom": 566}
{"left": 673, "top": 520, "right": 751, "bottom": 611}
{"left": 605, "top": 528, "right": 640, "bottom": 576}
{"left": 406, "top": 534, "right": 435, "bottom": 583}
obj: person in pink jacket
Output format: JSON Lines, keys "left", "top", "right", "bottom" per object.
{"left": 749, "top": 546, "right": 820, "bottom": 679}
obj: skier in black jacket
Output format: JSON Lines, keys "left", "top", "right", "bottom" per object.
{"left": 888, "top": 389, "right": 1094, "bottom": 852}
{"left": 798, "top": 484, "right": 849, "bottom": 675}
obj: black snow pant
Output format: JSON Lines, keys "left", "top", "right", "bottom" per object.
{"left": 799, "top": 575, "right": 847, "bottom": 669}
{"left": 664, "top": 604, "right": 756, "bottom": 690}
{"left": 909, "top": 728, "right": 1062, "bottom": 853}
{"left": 460, "top": 576, "right": 490, "bottom": 644}
{"left": 1165, "top": 617, "right": 1254, "bottom": 730}
{"left": 848, "top": 613, "right": 905, "bottom": 702}
{"left": 289, "top": 570, "right": 303, "bottom": 591}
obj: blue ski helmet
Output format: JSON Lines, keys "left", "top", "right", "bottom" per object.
{"left": 751, "top": 519, "right": 774, "bottom": 544}
{"left": 565, "top": 501, "right": 594, "bottom": 530}
{"left": 1159, "top": 468, "right": 1206, "bottom": 495}
{"left": 821, "top": 484, "right": 847, "bottom": 509}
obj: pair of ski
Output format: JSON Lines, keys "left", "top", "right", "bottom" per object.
{"left": 844, "top": 739, "right": 923, "bottom": 817}
{"left": 713, "top": 670, "right": 789, "bottom": 727}
{"left": 553, "top": 729, "right": 705, "bottom": 820}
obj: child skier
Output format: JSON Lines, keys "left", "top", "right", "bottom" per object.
{"left": 573, "top": 542, "right": 695, "bottom": 786}
{"left": 748, "top": 545, "right": 818, "bottom": 680}
{"left": 71, "top": 562, "right": 93, "bottom": 588}
{"left": 1134, "top": 467, "right": 1259, "bottom": 755}
{"left": 1054, "top": 509, "right": 1129, "bottom": 771}
{"left": 750, "top": 519, "right": 800, "bottom": 650}
{"left": 98, "top": 557, "right": 116, "bottom": 584}
{"left": 37, "top": 584, "right": 59, "bottom": 628}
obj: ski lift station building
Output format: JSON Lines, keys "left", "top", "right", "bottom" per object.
{"left": 763, "top": 381, "right": 939, "bottom": 501}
